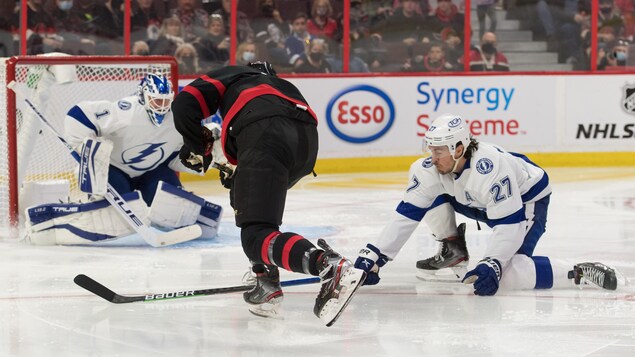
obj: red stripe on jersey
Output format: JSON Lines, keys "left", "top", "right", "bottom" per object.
{"left": 281, "top": 235, "right": 303, "bottom": 271}
{"left": 200, "top": 75, "right": 226, "bottom": 96}
{"left": 221, "top": 84, "right": 318, "bottom": 165}
{"left": 261, "top": 231, "right": 281, "bottom": 265}
{"left": 182, "top": 86, "right": 210, "bottom": 118}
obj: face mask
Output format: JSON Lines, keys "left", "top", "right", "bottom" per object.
{"left": 261, "top": 4, "right": 274, "bottom": 15}
{"left": 615, "top": 51, "right": 627, "bottom": 62}
{"left": 182, "top": 56, "right": 195, "bottom": 68}
{"left": 481, "top": 43, "right": 496, "bottom": 55}
{"left": 242, "top": 51, "right": 255, "bottom": 62}
{"left": 309, "top": 52, "right": 324, "bottom": 62}
{"left": 58, "top": 0, "right": 72, "bottom": 11}
{"left": 316, "top": 7, "right": 328, "bottom": 16}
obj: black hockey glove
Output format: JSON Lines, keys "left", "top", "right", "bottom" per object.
{"left": 219, "top": 168, "right": 234, "bottom": 189}
{"left": 179, "top": 145, "right": 212, "bottom": 174}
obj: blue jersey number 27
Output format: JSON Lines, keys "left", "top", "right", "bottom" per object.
{"left": 490, "top": 176, "right": 512, "bottom": 203}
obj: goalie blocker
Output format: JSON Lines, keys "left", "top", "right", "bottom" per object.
{"left": 26, "top": 181, "right": 222, "bottom": 246}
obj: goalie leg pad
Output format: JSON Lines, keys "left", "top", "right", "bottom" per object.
{"left": 149, "top": 181, "right": 222, "bottom": 238}
{"left": 25, "top": 191, "right": 149, "bottom": 245}
{"left": 79, "top": 137, "right": 113, "bottom": 195}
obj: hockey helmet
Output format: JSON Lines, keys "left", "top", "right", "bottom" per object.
{"left": 138, "top": 73, "right": 174, "bottom": 126}
{"left": 425, "top": 113, "right": 471, "bottom": 158}
{"left": 247, "top": 61, "right": 277, "bottom": 76}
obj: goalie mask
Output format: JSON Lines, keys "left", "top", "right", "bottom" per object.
{"left": 425, "top": 113, "right": 471, "bottom": 159}
{"left": 138, "top": 73, "right": 174, "bottom": 126}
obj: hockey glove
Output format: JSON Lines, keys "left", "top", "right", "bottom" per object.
{"left": 462, "top": 258, "right": 502, "bottom": 296}
{"left": 354, "top": 243, "right": 389, "bottom": 286}
{"left": 218, "top": 167, "right": 234, "bottom": 189}
{"left": 179, "top": 145, "right": 212, "bottom": 174}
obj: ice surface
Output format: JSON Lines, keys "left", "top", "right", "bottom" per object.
{"left": 1, "top": 168, "right": 635, "bottom": 357}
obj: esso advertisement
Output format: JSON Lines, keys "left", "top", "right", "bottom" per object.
{"left": 326, "top": 85, "right": 395, "bottom": 143}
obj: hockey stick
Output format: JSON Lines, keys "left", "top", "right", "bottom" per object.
{"left": 74, "top": 274, "right": 320, "bottom": 303}
{"left": 9, "top": 81, "right": 202, "bottom": 247}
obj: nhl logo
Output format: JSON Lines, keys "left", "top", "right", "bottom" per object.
{"left": 622, "top": 84, "right": 635, "bottom": 115}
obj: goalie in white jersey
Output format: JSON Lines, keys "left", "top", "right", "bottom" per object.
{"left": 24, "top": 73, "right": 222, "bottom": 246}
{"left": 354, "top": 113, "right": 623, "bottom": 295}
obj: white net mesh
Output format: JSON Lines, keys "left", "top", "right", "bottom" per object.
{"left": 0, "top": 56, "right": 176, "bottom": 237}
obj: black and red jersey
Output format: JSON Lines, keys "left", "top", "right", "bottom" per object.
{"left": 172, "top": 65, "right": 318, "bottom": 164}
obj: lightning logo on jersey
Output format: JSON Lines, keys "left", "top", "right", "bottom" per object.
{"left": 122, "top": 143, "right": 166, "bottom": 171}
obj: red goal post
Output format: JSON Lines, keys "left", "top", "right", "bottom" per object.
{"left": 0, "top": 55, "right": 179, "bottom": 237}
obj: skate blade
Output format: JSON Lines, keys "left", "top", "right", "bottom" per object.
{"left": 319, "top": 268, "right": 366, "bottom": 327}
{"left": 248, "top": 303, "right": 284, "bottom": 320}
{"left": 416, "top": 266, "right": 467, "bottom": 283}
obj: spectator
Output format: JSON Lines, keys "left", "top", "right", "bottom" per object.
{"left": 197, "top": 14, "right": 230, "bottom": 70}
{"left": 50, "top": 0, "right": 96, "bottom": 55}
{"left": 293, "top": 37, "right": 332, "bottom": 73}
{"left": 598, "top": 38, "right": 630, "bottom": 69}
{"left": 150, "top": 16, "right": 185, "bottom": 55}
{"left": 70, "top": 0, "right": 124, "bottom": 54}
{"left": 235, "top": 41, "right": 258, "bottom": 65}
{"left": 442, "top": 28, "right": 464, "bottom": 68}
{"left": 251, "top": 0, "right": 290, "bottom": 65}
{"left": 475, "top": 0, "right": 497, "bottom": 39}
{"left": 131, "top": 0, "right": 164, "bottom": 43}
{"left": 348, "top": 0, "right": 388, "bottom": 71}
{"left": 26, "top": 0, "right": 62, "bottom": 54}
{"left": 307, "top": 0, "right": 338, "bottom": 41}
{"left": 403, "top": 42, "right": 454, "bottom": 71}
{"left": 213, "top": 0, "right": 254, "bottom": 43}
{"left": 132, "top": 40, "right": 150, "bottom": 55}
{"left": 169, "top": 0, "right": 209, "bottom": 43}
{"left": 429, "top": 0, "right": 465, "bottom": 41}
{"left": 379, "top": 0, "right": 431, "bottom": 44}
{"left": 285, "top": 12, "right": 314, "bottom": 66}
{"left": 175, "top": 42, "right": 201, "bottom": 74}
{"left": 557, "top": 0, "right": 590, "bottom": 64}
{"left": 469, "top": 31, "right": 510, "bottom": 71}
{"left": 0, "top": 0, "right": 18, "bottom": 56}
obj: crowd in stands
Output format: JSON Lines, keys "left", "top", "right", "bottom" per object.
{"left": 0, "top": 0, "right": 634, "bottom": 74}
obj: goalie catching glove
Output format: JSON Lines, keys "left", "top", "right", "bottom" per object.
{"left": 354, "top": 243, "right": 389, "bottom": 285}
{"left": 78, "top": 137, "right": 113, "bottom": 195}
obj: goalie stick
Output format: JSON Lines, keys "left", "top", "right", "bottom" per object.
{"left": 74, "top": 274, "right": 320, "bottom": 303}
{"left": 8, "top": 81, "right": 202, "bottom": 247}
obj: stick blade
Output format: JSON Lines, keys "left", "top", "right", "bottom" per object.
{"left": 74, "top": 274, "right": 117, "bottom": 302}
{"left": 153, "top": 225, "right": 203, "bottom": 247}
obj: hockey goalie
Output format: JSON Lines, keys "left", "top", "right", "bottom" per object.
{"left": 24, "top": 72, "right": 227, "bottom": 246}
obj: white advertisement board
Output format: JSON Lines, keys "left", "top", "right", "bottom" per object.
{"left": 179, "top": 73, "right": 634, "bottom": 159}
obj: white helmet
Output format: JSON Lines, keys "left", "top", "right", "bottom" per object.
{"left": 425, "top": 113, "right": 471, "bottom": 158}
{"left": 138, "top": 73, "right": 174, "bottom": 126}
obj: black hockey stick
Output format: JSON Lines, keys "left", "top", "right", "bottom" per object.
{"left": 74, "top": 274, "right": 320, "bottom": 304}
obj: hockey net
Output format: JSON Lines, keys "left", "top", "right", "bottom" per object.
{"left": 0, "top": 55, "right": 178, "bottom": 237}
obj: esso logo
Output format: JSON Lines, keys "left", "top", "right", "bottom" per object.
{"left": 326, "top": 84, "right": 395, "bottom": 143}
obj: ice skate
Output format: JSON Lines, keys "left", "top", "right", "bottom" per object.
{"left": 569, "top": 262, "right": 624, "bottom": 291}
{"left": 416, "top": 223, "right": 469, "bottom": 282}
{"left": 243, "top": 264, "right": 284, "bottom": 318}
{"left": 313, "top": 239, "right": 366, "bottom": 327}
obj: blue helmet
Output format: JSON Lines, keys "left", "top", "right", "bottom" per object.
{"left": 137, "top": 73, "right": 174, "bottom": 126}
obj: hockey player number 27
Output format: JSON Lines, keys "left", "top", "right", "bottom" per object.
{"left": 490, "top": 176, "right": 512, "bottom": 203}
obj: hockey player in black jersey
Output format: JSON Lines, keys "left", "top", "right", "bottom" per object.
{"left": 171, "top": 61, "right": 366, "bottom": 326}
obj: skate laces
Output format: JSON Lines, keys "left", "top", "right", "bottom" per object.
{"left": 433, "top": 240, "right": 448, "bottom": 262}
{"left": 580, "top": 265, "right": 606, "bottom": 287}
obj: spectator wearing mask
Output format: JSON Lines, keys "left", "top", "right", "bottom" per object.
{"left": 469, "top": 31, "right": 509, "bottom": 71}
{"left": 235, "top": 41, "right": 258, "bottom": 65}
{"left": 598, "top": 38, "right": 630, "bottom": 69}
{"left": 293, "top": 37, "right": 332, "bottom": 73}
{"left": 175, "top": 42, "right": 201, "bottom": 74}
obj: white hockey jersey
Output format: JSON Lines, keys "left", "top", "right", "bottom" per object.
{"left": 376, "top": 142, "right": 552, "bottom": 266}
{"left": 65, "top": 96, "right": 184, "bottom": 178}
